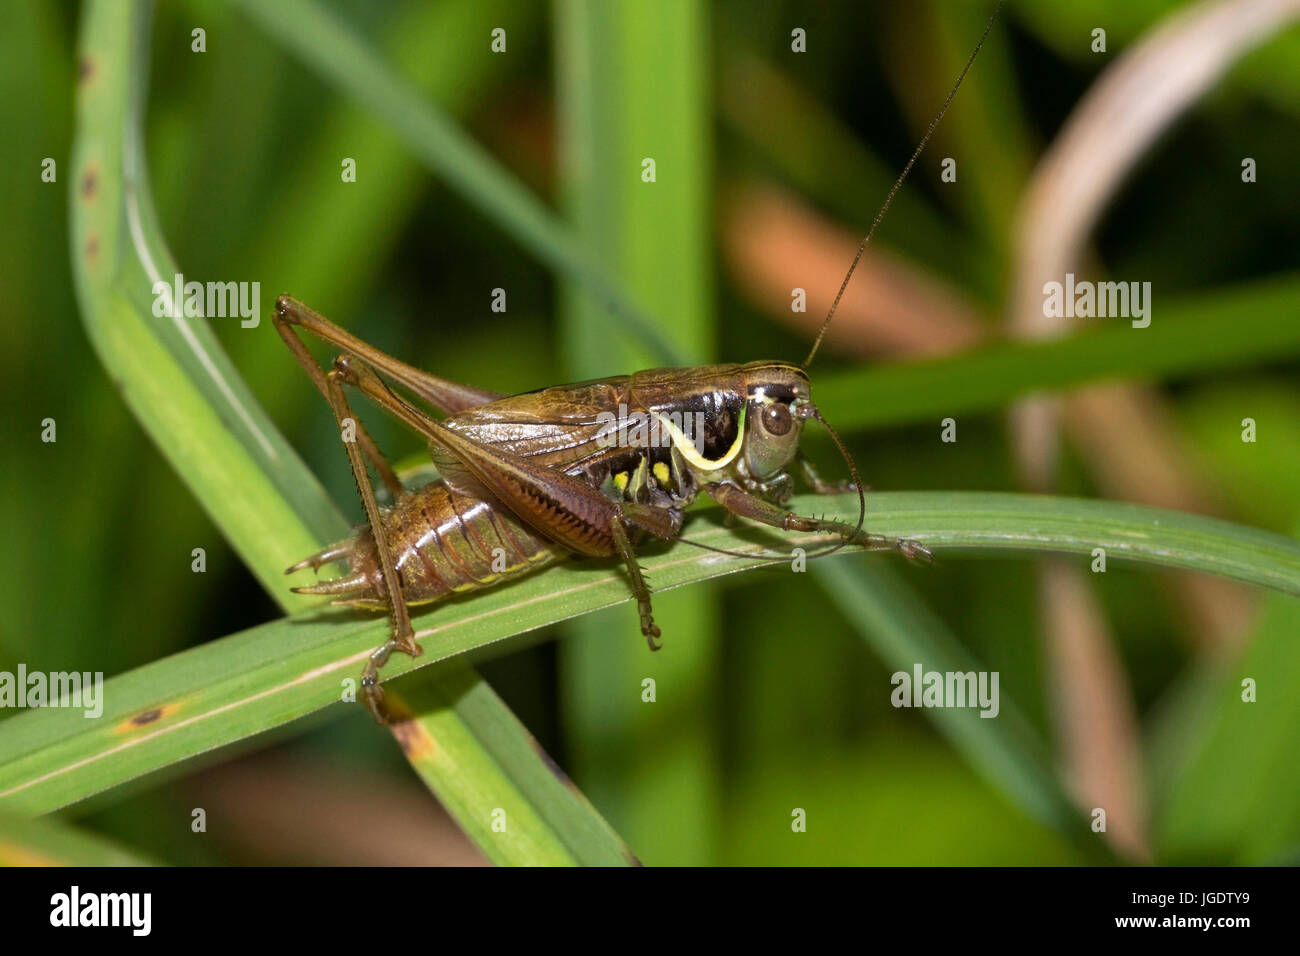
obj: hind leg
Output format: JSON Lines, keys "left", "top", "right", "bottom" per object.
{"left": 317, "top": 362, "right": 422, "bottom": 723}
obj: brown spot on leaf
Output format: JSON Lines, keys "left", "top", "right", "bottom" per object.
{"left": 84, "top": 234, "right": 98, "bottom": 263}
{"left": 114, "top": 702, "right": 180, "bottom": 733}
{"left": 77, "top": 57, "right": 93, "bottom": 83}
{"left": 389, "top": 716, "right": 435, "bottom": 761}
{"left": 81, "top": 168, "right": 97, "bottom": 199}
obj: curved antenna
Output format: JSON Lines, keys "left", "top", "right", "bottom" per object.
{"left": 802, "top": 0, "right": 1005, "bottom": 370}
{"left": 797, "top": 408, "right": 867, "bottom": 559}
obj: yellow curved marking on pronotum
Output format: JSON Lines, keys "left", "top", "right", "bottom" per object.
{"left": 114, "top": 701, "right": 183, "bottom": 734}
{"left": 652, "top": 461, "right": 671, "bottom": 486}
{"left": 650, "top": 403, "right": 746, "bottom": 471}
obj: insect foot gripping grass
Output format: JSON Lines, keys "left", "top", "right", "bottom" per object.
{"left": 277, "top": 5, "right": 1004, "bottom": 724}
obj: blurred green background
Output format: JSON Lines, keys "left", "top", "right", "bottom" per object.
{"left": 2, "top": 0, "right": 1298, "bottom": 865}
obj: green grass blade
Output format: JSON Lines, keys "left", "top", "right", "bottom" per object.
{"left": 230, "top": 0, "right": 683, "bottom": 366}
{"left": 1148, "top": 487, "right": 1300, "bottom": 864}
{"left": 555, "top": 0, "right": 721, "bottom": 864}
{"left": 71, "top": 0, "right": 340, "bottom": 590}
{"left": 2, "top": 491, "right": 1295, "bottom": 815}
{"left": 390, "top": 667, "right": 637, "bottom": 866}
{"left": 0, "top": 810, "right": 159, "bottom": 866}
{"left": 813, "top": 560, "right": 1109, "bottom": 859}
{"left": 1152, "top": 589, "right": 1300, "bottom": 863}
{"left": 233, "top": 0, "right": 535, "bottom": 318}
{"left": 816, "top": 274, "right": 1300, "bottom": 429}
{"left": 866, "top": 491, "right": 1300, "bottom": 593}
{"left": 65, "top": 0, "right": 630, "bottom": 866}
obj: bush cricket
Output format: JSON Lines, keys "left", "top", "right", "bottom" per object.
{"left": 277, "top": 4, "right": 1002, "bottom": 723}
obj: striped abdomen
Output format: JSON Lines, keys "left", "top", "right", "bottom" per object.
{"left": 294, "top": 480, "right": 559, "bottom": 610}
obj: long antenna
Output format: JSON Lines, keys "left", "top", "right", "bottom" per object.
{"left": 802, "top": 0, "right": 1004, "bottom": 369}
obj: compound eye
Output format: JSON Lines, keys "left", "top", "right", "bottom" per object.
{"left": 761, "top": 402, "right": 793, "bottom": 436}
